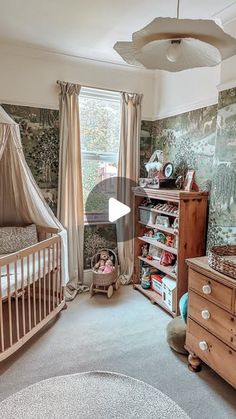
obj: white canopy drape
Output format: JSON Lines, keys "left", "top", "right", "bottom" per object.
{"left": 0, "top": 105, "right": 69, "bottom": 285}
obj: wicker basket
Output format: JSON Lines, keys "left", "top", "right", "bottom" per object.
{"left": 91, "top": 248, "right": 118, "bottom": 286}
{"left": 208, "top": 245, "right": 236, "bottom": 279}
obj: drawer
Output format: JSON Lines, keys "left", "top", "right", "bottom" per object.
{"left": 186, "top": 319, "right": 236, "bottom": 388}
{"left": 188, "top": 269, "right": 233, "bottom": 311}
{"left": 188, "top": 292, "right": 236, "bottom": 350}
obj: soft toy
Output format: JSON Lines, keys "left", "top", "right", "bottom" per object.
{"left": 166, "top": 235, "right": 174, "bottom": 247}
{"left": 94, "top": 250, "right": 110, "bottom": 273}
{"left": 103, "top": 258, "right": 114, "bottom": 274}
{"left": 160, "top": 250, "right": 175, "bottom": 266}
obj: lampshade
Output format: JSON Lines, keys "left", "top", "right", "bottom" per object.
{"left": 114, "top": 17, "right": 236, "bottom": 72}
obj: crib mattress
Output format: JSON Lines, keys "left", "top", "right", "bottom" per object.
{"left": 0, "top": 249, "right": 58, "bottom": 299}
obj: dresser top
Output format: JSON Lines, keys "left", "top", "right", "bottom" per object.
{"left": 186, "top": 256, "right": 236, "bottom": 288}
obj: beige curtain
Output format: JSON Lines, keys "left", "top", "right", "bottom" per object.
{"left": 57, "top": 81, "right": 86, "bottom": 300}
{"left": 117, "top": 92, "right": 143, "bottom": 285}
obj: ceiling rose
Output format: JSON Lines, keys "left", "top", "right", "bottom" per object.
{"left": 113, "top": 0, "right": 236, "bottom": 72}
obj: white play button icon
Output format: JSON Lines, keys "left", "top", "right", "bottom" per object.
{"left": 108, "top": 198, "right": 131, "bottom": 222}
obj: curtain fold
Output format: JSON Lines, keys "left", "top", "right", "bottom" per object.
{"left": 57, "top": 81, "right": 86, "bottom": 300}
{"left": 117, "top": 92, "right": 143, "bottom": 285}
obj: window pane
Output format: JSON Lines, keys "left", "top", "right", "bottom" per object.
{"left": 80, "top": 92, "right": 120, "bottom": 220}
{"left": 80, "top": 96, "right": 120, "bottom": 153}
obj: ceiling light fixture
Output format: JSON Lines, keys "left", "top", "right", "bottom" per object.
{"left": 113, "top": 0, "right": 236, "bottom": 72}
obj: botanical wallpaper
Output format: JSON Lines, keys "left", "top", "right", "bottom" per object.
{"left": 141, "top": 104, "right": 218, "bottom": 191}
{"left": 207, "top": 88, "right": 236, "bottom": 247}
{"left": 1, "top": 103, "right": 117, "bottom": 268}
{"left": 141, "top": 92, "right": 236, "bottom": 249}
{"left": 2, "top": 104, "right": 59, "bottom": 215}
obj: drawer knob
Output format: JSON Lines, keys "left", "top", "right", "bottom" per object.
{"left": 202, "top": 284, "right": 211, "bottom": 295}
{"left": 201, "top": 309, "right": 210, "bottom": 320}
{"left": 199, "top": 341, "right": 208, "bottom": 351}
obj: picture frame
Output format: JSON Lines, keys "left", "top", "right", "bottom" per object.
{"left": 184, "top": 170, "right": 195, "bottom": 191}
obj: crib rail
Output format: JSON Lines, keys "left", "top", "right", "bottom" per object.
{"left": 0, "top": 234, "right": 64, "bottom": 362}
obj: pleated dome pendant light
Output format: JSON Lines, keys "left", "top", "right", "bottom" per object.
{"left": 113, "top": 0, "right": 236, "bottom": 72}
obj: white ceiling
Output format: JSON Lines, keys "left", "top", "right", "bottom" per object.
{"left": 1, "top": 0, "right": 236, "bottom": 65}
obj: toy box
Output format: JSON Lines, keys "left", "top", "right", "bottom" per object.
{"left": 151, "top": 274, "right": 163, "bottom": 295}
{"left": 162, "top": 276, "right": 176, "bottom": 312}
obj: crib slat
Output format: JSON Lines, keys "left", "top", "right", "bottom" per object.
{"left": 27, "top": 256, "right": 31, "bottom": 332}
{"left": 48, "top": 247, "right": 51, "bottom": 314}
{"left": 38, "top": 250, "right": 42, "bottom": 322}
{"left": 59, "top": 242, "right": 62, "bottom": 302}
{"left": 32, "top": 253, "right": 36, "bottom": 327}
{"left": 56, "top": 242, "right": 59, "bottom": 306}
{"left": 14, "top": 261, "right": 20, "bottom": 342}
{"left": 7, "top": 264, "right": 13, "bottom": 347}
{"left": 0, "top": 267, "right": 5, "bottom": 352}
{"left": 43, "top": 248, "right": 46, "bottom": 318}
{"left": 21, "top": 258, "right": 26, "bottom": 336}
{"left": 52, "top": 244, "right": 55, "bottom": 309}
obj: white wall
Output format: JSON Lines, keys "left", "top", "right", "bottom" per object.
{"left": 0, "top": 43, "right": 155, "bottom": 120}
{"left": 0, "top": 40, "right": 229, "bottom": 122}
{"left": 153, "top": 66, "right": 220, "bottom": 120}
{"left": 219, "top": 18, "right": 236, "bottom": 89}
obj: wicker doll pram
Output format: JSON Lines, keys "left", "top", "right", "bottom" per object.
{"left": 90, "top": 248, "right": 120, "bottom": 298}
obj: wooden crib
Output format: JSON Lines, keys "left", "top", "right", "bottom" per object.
{"left": 0, "top": 226, "right": 65, "bottom": 362}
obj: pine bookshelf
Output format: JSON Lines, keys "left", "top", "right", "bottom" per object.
{"left": 133, "top": 187, "right": 208, "bottom": 316}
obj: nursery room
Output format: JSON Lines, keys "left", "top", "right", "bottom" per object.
{"left": 0, "top": 0, "right": 236, "bottom": 418}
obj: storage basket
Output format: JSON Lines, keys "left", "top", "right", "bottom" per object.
{"left": 208, "top": 245, "right": 236, "bottom": 279}
{"left": 91, "top": 248, "right": 118, "bottom": 286}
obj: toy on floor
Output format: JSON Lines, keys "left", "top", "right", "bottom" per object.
{"left": 91, "top": 249, "right": 119, "bottom": 299}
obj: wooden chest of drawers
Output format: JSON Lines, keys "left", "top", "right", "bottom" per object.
{"left": 185, "top": 257, "right": 236, "bottom": 388}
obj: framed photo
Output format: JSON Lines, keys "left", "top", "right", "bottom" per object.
{"left": 184, "top": 170, "right": 195, "bottom": 191}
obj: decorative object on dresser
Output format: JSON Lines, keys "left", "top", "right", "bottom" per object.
{"left": 185, "top": 257, "right": 236, "bottom": 389}
{"left": 133, "top": 188, "right": 208, "bottom": 317}
{"left": 184, "top": 170, "right": 199, "bottom": 192}
{"left": 139, "top": 150, "right": 176, "bottom": 189}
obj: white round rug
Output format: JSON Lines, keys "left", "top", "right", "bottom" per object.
{"left": 0, "top": 371, "right": 190, "bottom": 418}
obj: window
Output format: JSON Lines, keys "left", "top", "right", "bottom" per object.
{"left": 80, "top": 88, "right": 121, "bottom": 222}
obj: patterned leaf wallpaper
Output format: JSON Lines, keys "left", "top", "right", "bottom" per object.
{"left": 141, "top": 88, "right": 236, "bottom": 249}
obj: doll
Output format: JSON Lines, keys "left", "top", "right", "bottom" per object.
{"left": 103, "top": 258, "right": 114, "bottom": 274}
{"left": 141, "top": 243, "right": 149, "bottom": 257}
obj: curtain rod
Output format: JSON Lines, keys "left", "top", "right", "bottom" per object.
{"left": 56, "top": 80, "right": 139, "bottom": 96}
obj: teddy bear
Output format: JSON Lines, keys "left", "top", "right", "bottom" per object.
{"left": 94, "top": 250, "right": 110, "bottom": 273}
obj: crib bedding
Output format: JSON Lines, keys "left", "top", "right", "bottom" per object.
{"left": 0, "top": 249, "right": 58, "bottom": 299}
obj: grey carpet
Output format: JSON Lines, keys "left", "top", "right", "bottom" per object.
{"left": 0, "top": 286, "right": 236, "bottom": 419}
{"left": 0, "top": 371, "right": 190, "bottom": 418}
